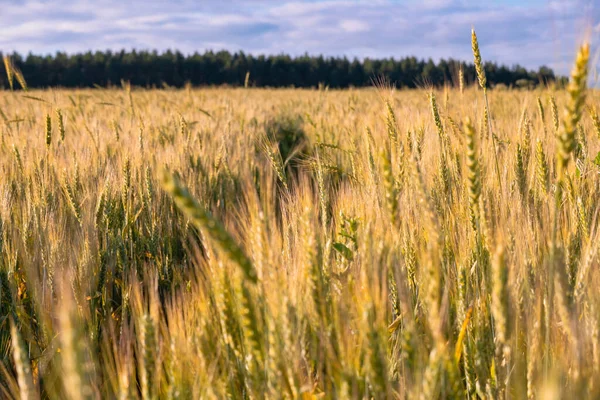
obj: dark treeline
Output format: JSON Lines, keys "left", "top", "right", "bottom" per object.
{"left": 0, "top": 49, "right": 565, "bottom": 89}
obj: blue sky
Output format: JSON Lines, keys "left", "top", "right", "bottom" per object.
{"left": 0, "top": 0, "right": 598, "bottom": 75}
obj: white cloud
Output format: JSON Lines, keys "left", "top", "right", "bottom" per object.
{"left": 0, "top": 0, "right": 597, "bottom": 75}
{"left": 339, "top": 19, "right": 369, "bottom": 33}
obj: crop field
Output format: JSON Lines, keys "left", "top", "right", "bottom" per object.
{"left": 0, "top": 42, "right": 599, "bottom": 399}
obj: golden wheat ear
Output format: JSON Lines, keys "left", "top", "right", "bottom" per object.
{"left": 471, "top": 28, "right": 486, "bottom": 90}
{"left": 3, "top": 55, "right": 14, "bottom": 91}
{"left": 557, "top": 42, "right": 589, "bottom": 178}
{"left": 10, "top": 318, "right": 38, "bottom": 400}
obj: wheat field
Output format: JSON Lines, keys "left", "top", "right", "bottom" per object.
{"left": 0, "top": 41, "right": 599, "bottom": 399}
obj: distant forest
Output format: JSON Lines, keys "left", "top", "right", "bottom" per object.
{"left": 0, "top": 50, "right": 565, "bottom": 89}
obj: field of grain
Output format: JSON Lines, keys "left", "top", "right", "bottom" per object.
{"left": 0, "top": 43, "right": 599, "bottom": 399}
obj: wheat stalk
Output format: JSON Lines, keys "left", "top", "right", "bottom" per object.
{"left": 162, "top": 170, "right": 258, "bottom": 283}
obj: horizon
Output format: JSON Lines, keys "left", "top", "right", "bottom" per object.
{"left": 1, "top": 0, "right": 598, "bottom": 78}
{"left": 0, "top": 47, "right": 562, "bottom": 73}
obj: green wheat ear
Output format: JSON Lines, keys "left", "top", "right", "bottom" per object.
{"left": 45, "top": 113, "right": 52, "bottom": 148}
{"left": 464, "top": 117, "right": 481, "bottom": 226}
{"left": 161, "top": 169, "right": 258, "bottom": 283}
{"left": 515, "top": 144, "right": 526, "bottom": 198}
{"left": 56, "top": 108, "right": 65, "bottom": 141}
{"left": 380, "top": 146, "right": 398, "bottom": 225}
{"left": 535, "top": 140, "right": 549, "bottom": 197}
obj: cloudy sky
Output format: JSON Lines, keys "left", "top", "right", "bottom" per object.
{"left": 0, "top": 0, "right": 598, "bottom": 75}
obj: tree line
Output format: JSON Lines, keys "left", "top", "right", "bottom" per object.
{"left": 0, "top": 49, "right": 565, "bottom": 89}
